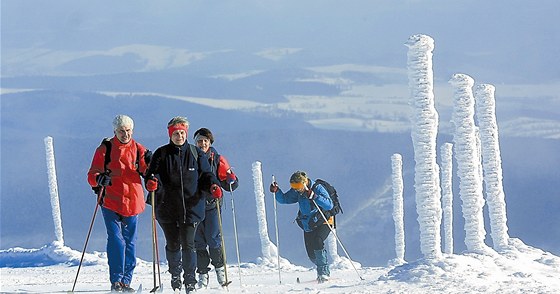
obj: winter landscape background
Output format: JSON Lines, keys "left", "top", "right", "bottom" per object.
{"left": 1, "top": 0, "right": 560, "bottom": 293}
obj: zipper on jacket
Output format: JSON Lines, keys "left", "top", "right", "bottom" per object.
{"left": 179, "top": 148, "right": 187, "bottom": 223}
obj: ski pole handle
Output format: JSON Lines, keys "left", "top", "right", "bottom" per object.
{"left": 270, "top": 175, "right": 279, "bottom": 194}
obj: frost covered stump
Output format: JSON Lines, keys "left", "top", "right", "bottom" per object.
{"left": 449, "top": 74, "right": 490, "bottom": 254}
{"left": 474, "top": 84, "right": 510, "bottom": 251}
{"left": 405, "top": 34, "right": 442, "bottom": 259}
{"left": 251, "top": 161, "right": 291, "bottom": 269}
{"left": 440, "top": 143, "right": 454, "bottom": 255}
{"left": 44, "top": 136, "right": 64, "bottom": 244}
{"left": 391, "top": 154, "right": 405, "bottom": 264}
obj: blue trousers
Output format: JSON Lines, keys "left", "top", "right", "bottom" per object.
{"left": 101, "top": 206, "right": 138, "bottom": 285}
{"left": 195, "top": 206, "right": 224, "bottom": 274}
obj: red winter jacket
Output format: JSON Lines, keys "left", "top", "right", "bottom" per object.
{"left": 87, "top": 137, "right": 148, "bottom": 217}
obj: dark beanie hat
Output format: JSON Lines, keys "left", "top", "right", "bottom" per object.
{"left": 290, "top": 171, "right": 307, "bottom": 183}
{"left": 193, "top": 127, "right": 214, "bottom": 144}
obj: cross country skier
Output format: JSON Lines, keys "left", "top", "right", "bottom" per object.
{"left": 87, "top": 115, "right": 151, "bottom": 292}
{"left": 270, "top": 171, "right": 334, "bottom": 283}
{"left": 192, "top": 128, "right": 239, "bottom": 288}
{"left": 144, "top": 116, "right": 222, "bottom": 293}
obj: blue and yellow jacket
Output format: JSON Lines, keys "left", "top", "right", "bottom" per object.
{"left": 274, "top": 179, "right": 333, "bottom": 232}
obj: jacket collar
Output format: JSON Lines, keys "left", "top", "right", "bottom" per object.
{"left": 168, "top": 140, "right": 190, "bottom": 154}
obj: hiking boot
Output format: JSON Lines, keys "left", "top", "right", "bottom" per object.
{"left": 215, "top": 266, "right": 227, "bottom": 286}
{"left": 185, "top": 283, "right": 196, "bottom": 293}
{"left": 171, "top": 275, "right": 182, "bottom": 291}
{"left": 197, "top": 273, "right": 209, "bottom": 289}
{"left": 110, "top": 282, "right": 123, "bottom": 292}
{"left": 317, "top": 274, "right": 329, "bottom": 283}
{"left": 121, "top": 284, "right": 135, "bottom": 292}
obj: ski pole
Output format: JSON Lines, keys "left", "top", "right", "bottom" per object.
{"left": 149, "top": 191, "right": 162, "bottom": 293}
{"left": 228, "top": 183, "right": 243, "bottom": 286}
{"left": 311, "top": 198, "right": 364, "bottom": 280}
{"left": 271, "top": 175, "right": 282, "bottom": 284}
{"left": 71, "top": 186, "right": 104, "bottom": 292}
{"left": 154, "top": 216, "right": 163, "bottom": 293}
{"left": 216, "top": 199, "right": 231, "bottom": 288}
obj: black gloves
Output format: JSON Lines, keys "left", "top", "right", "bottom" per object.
{"left": 306, "top": 189, "right": 316, "bottom": 200}
{"left": 269, "top": 182, "right": 279, "bottom": 193}
{"left": 96, "top": 173, "right": 111, "bottom": 187}
{"left": 144, "top": 150, "right": 153, "bottom": 165}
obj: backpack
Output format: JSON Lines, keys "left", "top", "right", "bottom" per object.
{"left": 313, "top": 178, "right": 343, "bottom": 218}
{"left": 297, "top": 178, "right": 343, "bottom": 230}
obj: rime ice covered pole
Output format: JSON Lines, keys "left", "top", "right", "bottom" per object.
{"left": 326, "top": 230, "right": 341, "bottom": 264}
{"left": 475, "top": 84, "right": 510, "bottom": 251}
{"left": 440, "top": 143, "right": 454, "bottom": 254}
{"left": 44, "top": 136, "right": 64, "bottom": 244}
{"left": 405, "top": 34, "right": 442, "bottom": 259}
{"left": 449, "top": 74, "right": 488, "bottom": 253}
{"left": 391, "top": 154, "right": 405, "bottom": 262}
{"left": 252, "top": 161, "right": 278, "bottom": 261}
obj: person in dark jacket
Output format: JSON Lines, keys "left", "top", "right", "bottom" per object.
{"left": 192, "top": 128, "right": 239, "bottom": 288}
{"left": 87, "top": 114, "right": 150, "bottom": 292}
{"left": 270, "top": 171, "right": 333, "bottom": 283}
{"left": 144, "top": 117, "right": 222, "bottom": 293}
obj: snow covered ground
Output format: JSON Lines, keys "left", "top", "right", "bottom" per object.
{"left": 2, "top": 238, "right": 559, "bottom": 293}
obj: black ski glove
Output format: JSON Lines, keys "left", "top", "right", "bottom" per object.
{"left": 269, "top": 182, "right": 279, "bottom": 193}
{"left": 306, "top": 189, "right": 316, "bottom": 200}
{"left": 144, "top": 150, "right": 153, "bottom": 165}
{"left": 96, "top": 173, "right": 111, "bottom": 187}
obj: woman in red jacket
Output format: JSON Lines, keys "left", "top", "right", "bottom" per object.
{"left": 192, "top": 128, "right": 238, "bottom": 289}
{"left": 87, "top": 114, "right": 150, "bottom": 292}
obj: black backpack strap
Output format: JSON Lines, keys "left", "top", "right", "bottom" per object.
{"left": 92, "top": 138, "right": 112, "bottom": 198}
{"left": 100, "top": 138, "right": 112, "bottom": 174}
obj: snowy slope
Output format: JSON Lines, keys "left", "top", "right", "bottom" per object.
{"left": 1, "top": 239, "right": 560, "bottom": 293}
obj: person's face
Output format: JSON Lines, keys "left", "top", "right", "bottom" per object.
{"left": 196, "top": 137, "right": 211, "bottom": 153}
{"left": 292, "top": 179, "right": 307, "bottom": 193}
{"left": 171, "top": 129, "right": 187, "bottom": 146}
{"left": 115, "top": 125, "right": 133, "bottom": 144}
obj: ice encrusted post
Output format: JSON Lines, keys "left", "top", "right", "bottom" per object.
{"left": 475, "top": 84, "right": 510, "bottom": 251}
{"left": 391, "top": 154, "right": 405, "bottom": 263}
{"left": 326, "top": 230, "right": 342, "bottom": 265}
{"left": 44, "top": 136, "right": 64, "bottom": 245}
{"left": 440, "top": 143, "right": 454, "bottom": 254}
{"left": 405, "top": 34, "right": 442, "bottom": 259}
{"left": 449, "top": 74, "right": 488, "bottom": 253}
{"left": 252, "top": 161, "right": 279, "bottom": 263}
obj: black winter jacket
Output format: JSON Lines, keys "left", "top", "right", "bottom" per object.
{"left": 146, "top": 142, "right": 218, "bottom": 224}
